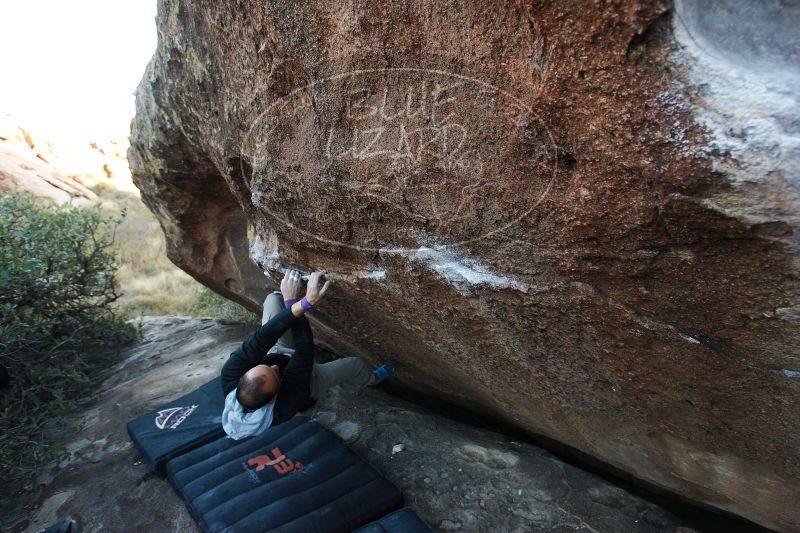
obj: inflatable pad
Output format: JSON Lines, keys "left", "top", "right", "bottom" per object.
{"left": 127, "top": 378, "right": 226, "bottom": 474}
{"left": 167, "top": 416, "right": 403, "bottom": 532}
{"left": 355, "top": 508, "right": 434, "bottom": 532}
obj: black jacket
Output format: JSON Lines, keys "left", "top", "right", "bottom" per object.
{"left": 220, "top": 307, "right": 314, "bottom": 426}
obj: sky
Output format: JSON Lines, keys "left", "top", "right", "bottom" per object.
{"left": 0, "top": 0, "right": 158, "bottom": 142}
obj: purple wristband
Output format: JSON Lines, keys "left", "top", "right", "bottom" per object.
{"left": 283, "top": 298, "right": 298, "bottom": 309}
{"left": 300, "top": 297, "right": 314, "bottom": 311}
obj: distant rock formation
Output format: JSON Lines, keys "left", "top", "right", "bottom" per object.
{"left": 128, "top": 1, "right": 800, "bottom": 529}
{"left": 0, "top": 144, "right": 95, "bottom": 204}
{"left": 0, "top": 115, "right": 94, "bottom": 203}
{"left": 0, "top": 113, "right": 136, "bottom": 203}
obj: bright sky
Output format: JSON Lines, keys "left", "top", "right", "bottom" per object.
{"left": 0, "top": 0, "right": 157, "bottom": 142}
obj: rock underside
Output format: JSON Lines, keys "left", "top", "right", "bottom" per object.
{"left": 128, "top": 1, "right": 800, "bottom": 530}
{"left": 7, "top": 317, "right": 707, "bottom": 533}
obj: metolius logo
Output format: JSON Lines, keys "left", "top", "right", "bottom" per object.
{"left": 154, "top": 404, "right": 198, "bottom": 430}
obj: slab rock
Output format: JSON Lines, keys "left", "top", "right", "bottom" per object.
{"left": 128, "top": 1, "right": 800, "bottom": 530}
{"left": 0, "top": 115, "right": 96, "bottom": 204}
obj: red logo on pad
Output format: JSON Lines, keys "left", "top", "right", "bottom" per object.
{"left": 243, "top": 447, "right": 303, "bottom": 476}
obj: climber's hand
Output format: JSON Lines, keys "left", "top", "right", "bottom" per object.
{"left": 305, "top": 271, "right": 331, "bottom": 305}
{"left": 280, "top": 269, "right": 303, "bottom": 300}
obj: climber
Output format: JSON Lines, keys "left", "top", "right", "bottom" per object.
{"left": 220, "top": 269, "right": 395, "bottom": 439}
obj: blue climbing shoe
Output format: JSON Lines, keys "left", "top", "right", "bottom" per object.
{"left": 372, "top": 361, "right": 396, "bottom": 382}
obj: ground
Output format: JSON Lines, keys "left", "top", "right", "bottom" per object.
{"left": 5, "top": 316, "right": 735, "bottom": 532}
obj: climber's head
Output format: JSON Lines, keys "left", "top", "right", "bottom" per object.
{"left": 236, "top": 364, "right": 281, "bottom": 409}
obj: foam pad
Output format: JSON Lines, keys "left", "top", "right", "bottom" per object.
{"left": 354, "top": 508, "right": 434, "bottom": 532}
{"left": 167, "top": 416, "right": 403, "bottom": 532}
{"left": 127, "top": 378, "right": 226, "bottom": 474}
{"left": 37, "top": 520, "right": 74, "bottom": 533}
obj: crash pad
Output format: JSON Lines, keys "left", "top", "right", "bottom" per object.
{"left": 167, "top": 416, "right": 403, "bottom": 532}
{"left": 354, "top": 508, "right": 434, "bottom": 532}
{"left": 127, "top": 378, "right": 226, "bottom": 474}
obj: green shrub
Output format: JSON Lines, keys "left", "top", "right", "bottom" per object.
{"left": 191, "top": 286, "right": 259, "bottom": 326}
{"left": 0, "top": 193, "right": 136, "bottom": 500}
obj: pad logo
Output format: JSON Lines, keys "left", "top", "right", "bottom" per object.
{"left": 242, "top": 447, "right": 303, "bottom": 477}
{"left": 154, "top": 404, "right": 198, "bottom": 430}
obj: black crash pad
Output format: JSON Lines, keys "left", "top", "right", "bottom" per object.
{"left": 355, "top": 508, "right": 434, "bottom": 532}
{"left": 37, "top": 520, "right": 74, "bottom": 533}
{"left": 167, "top": 416, "right": 403, "bottom": 532}
{"left": 127, "top": 377, "right": 226, "bottom": 474}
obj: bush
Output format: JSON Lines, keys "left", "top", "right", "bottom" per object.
{"left": 0, "top": 193, "right": 136, "bottom": 499}
{"left": 191, "top": 286, "right": 259, "bottom": 326}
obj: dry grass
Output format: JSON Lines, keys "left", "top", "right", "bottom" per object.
{"left": 92, "top": 183, "right": 257, "bottom": 323}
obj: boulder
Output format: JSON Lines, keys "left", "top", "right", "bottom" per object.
{"left": 128, "top": 1, "right": 800, "bottom": 529}
{"left": 0, "top": 144, "right": 95, "bottom": 204}
{"left": 0, "top": 113, "right": 137, "bottom": 200}
{"left": 0, "top": 115, "right": 96, "bottom": 203}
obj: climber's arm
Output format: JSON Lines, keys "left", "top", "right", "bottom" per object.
{"left": 219, "top": 270, "right": 330, "bottom": 396}
{"left": 272, "top": 316, "right": 315, "bottom": 423}
{"left": 220, "top": 307, "right": 302, "bottom": 395}
{"left": 272, "top": 271, "right": 330, "bottom": 423}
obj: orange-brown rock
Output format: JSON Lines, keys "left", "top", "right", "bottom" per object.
{"left": 0, "top": 144, "right": 96, "bottom": 204}
{"left": 128, "top": 1, "right": 800, "bottom": 529}
{"left": 0, "top": 116, "right": 96, "bottom": 203}
{"left": 0, "top": 113, "right": 137, "bottom": 201}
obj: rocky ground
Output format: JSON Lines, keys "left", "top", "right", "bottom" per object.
{"left": 4, "top": 317, "right": 751, "bottom": 532}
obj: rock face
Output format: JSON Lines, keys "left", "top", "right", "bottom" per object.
{"left": 6, "top": 317, "right": 695, "bottom": 532}
{"left": 0, "top": 144, "right": 96, "bottom": 204}
{"left": 128, "top": 1, "right": 800, "bottom": 529}
{"left": 0, "top": 116, "right": 95, "bottom": 203}
{"left": 0, "top": 113, "right": 138, "bottom": 202}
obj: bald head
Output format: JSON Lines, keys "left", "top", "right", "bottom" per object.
{"left": 236, "top": 364, "right": 281, "bottom": 409}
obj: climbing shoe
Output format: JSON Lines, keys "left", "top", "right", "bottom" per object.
{"left": 372, "top": 361, "right": 396, "bottom": 382}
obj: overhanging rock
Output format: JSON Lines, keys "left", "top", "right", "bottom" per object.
{"left": 128, "top": 1, "right": 800, "bottom": 530}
